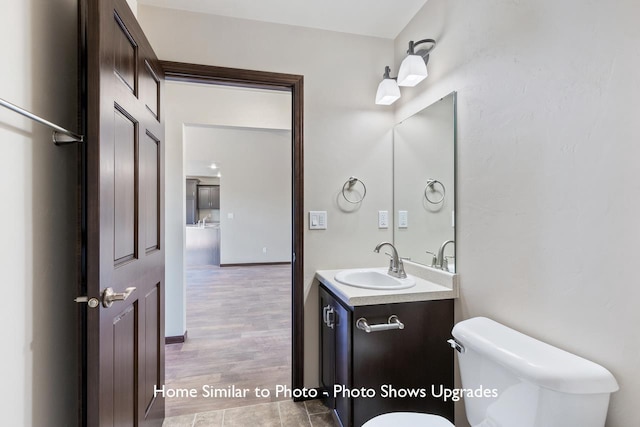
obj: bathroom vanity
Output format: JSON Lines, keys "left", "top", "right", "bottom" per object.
{"left": 316, "top": 267, "right": 457, "bottom": 427}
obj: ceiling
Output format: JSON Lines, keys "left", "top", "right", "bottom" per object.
{"left": 137, "top": 0, "right": 428, "bottom": 39}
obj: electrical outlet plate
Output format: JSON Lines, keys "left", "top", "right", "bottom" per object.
{"left": 378, "top": 210, "right": 389, "bottom": 228}
{"left": 398, "top": 210, "right": 408, "bottom": 228}
{"left": 309, "top": 211, "right": 327, "bottom": 230}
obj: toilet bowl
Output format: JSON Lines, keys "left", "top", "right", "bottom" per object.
{"left": 361, "top": 317, "right": 618, "bottom": 427}
{"left": 362, "top": 412, "right": 453, "bottom": 427}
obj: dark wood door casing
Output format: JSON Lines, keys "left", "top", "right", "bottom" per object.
{"left": 160, "top": 61, "right": 304, "bottom": 392}
{"left": 81, "top": 0, "right": 165, "bottom": 425}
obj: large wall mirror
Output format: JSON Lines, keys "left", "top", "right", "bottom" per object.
{"left": 393, "top": 92, "right": 457, "bottom": 272}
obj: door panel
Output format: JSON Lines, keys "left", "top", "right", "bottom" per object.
{"left": 113, "top": 106, "right": 137, "bottom": 264}
{"left": 142, "top": 61, "right": 161, "bottom": 119}
{"left": 82, "top": 0, "right": 165, "bottom": 425}
{"left": 113, "top": 12, "right": 137, "bottom": 94}
{"left": 113, "top": 305, "right": 137, "bottom": 427}
{"left": 143, "top": 285, "right": 160, "bottom": 414}
{"left": 142, "top": 132, "right": 159, "bottom": 252}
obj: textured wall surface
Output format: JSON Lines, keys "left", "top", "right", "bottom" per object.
{"left": 395, "top": 1, "right": 640, "bottom": 425}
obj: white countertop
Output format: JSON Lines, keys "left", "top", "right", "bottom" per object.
{"left": 315, "top": 262, "right": 458, "bottom": 307}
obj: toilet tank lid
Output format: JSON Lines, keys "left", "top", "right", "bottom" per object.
{"left": 452, "top": 317, "right": 619, "bottom": 394}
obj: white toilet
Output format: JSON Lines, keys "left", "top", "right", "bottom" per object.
{"left": 362, "top": 317, "right": 618, "bottom": 427}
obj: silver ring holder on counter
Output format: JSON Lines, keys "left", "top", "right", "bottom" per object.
{"left": 342, "top": 176, "right": 367, "bottom": 204}
{"left": 424, "top": 179, "right": 446, "bottom": 204}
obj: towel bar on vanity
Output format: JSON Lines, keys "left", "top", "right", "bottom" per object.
{"left": 356, "top": 315, "right": 404, "bottom": 333}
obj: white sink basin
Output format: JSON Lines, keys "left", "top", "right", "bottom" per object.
{"left": 334, "top": 268, "right": 416, "bottom": 290}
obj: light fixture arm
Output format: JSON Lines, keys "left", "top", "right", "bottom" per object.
{"left": 382, "top": 65, "right": 397, "bottom": 80}
{"left": 407, "top": 38, "right": 436, "bottom": 64}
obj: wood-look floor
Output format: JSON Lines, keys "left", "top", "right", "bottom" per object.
{"left": 165, "top": 265, "right": 292, "bottom": 417}
{"left": 163, "top": 400, "right": 341, "bottom": 427}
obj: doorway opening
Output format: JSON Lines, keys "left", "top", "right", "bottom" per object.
{"left": 162, "top": 62, "right": 304, "bottom": 416}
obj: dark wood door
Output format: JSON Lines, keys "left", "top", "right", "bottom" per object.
{"left": 81, "top": 0, "right": 165, "bottom": 425}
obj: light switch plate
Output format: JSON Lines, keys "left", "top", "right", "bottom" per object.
{"left": 378, "top": 210, "right": 389, "bottom": 228}
{"left": 398, "top": 210, "right": 408, "bottom": 228}
{"left": 309, "top": 211, "right": 327, "bottom": 230}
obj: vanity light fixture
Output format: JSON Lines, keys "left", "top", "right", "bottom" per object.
{"left": 398, "top": 39, "right": 436, "bottom": 87}
{"left": 375, "top": 38, "right": 436, "bottom": 105}
{"left": 375, "top": 66, "right": 401, "bottom": 105}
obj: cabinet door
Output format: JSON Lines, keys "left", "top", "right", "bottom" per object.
{"left": 320, "top": 288, "right": 336, "bottom": 408}
{"left": 186, "top": 199, "right": 196, "bottom": 224}
{"left": 352, "top": 300, "right": 454, "bottom": 426}
{"left": 210, "top": 185, "right": 220, "bottom": 209}
{"left": 333, "top": 297, "right": 351, "bottom": 426}
{"left": 186, "top": 180, "right": 198, "bottom": 224}
{"left": 197, "top": 186, "right": 211, "bottom": 209}
{"left": 186, "top": 179, "right": 198, "bottom": 200}
{"left": 320, "top": 287, "right": 352, "bottom": 427}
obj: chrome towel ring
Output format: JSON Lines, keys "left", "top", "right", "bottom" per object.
{"left": 342, "top": 176, "right": 367, "bottom": 204}
{"left": 424, "top": 179, "right": 445, "bottom": 204}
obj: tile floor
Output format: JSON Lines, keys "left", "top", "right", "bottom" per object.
{"left": 162, "top": 399, "right": 341, "bottom": 427}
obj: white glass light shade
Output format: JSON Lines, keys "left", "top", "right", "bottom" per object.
{"left": 375, "top": 78, "right": 401, "bottom": 105}
{"left": 397, "top": 54, "right": 428, "bottom": 87}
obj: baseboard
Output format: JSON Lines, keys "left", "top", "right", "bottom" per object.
{"left": 220, "top": 262, "right": 292, "bottom": 267}
{"left": 292, "top": 387, "right": 326, "bottom": 402}
{"left": 165, "top": 330, "right": 188, "bottom": 344}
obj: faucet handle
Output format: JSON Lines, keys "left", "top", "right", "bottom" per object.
{"left": 425, "top": 251, "right": 437, "bottom": 267}
{"left": 396, "top": 258, "right": 407, "bottom": 278}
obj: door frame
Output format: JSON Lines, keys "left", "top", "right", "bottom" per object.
{"left": 160, "top": 61, "right": 305, "bottom": 391}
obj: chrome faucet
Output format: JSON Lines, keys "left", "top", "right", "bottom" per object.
{"left": 437, "top": 240, "right": 455, "bottom": 270}
{"left": 374, "top": 242, "right": 407, "bottom": 278}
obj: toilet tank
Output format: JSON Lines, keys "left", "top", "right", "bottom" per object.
{"left": 451, "top": 317, "right": 618, "bottom": 427}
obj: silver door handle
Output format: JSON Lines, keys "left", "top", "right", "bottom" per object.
{"left": 102, "top": 287, "right": 136, "bottom": 308}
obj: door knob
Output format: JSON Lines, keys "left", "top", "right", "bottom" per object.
{"left": 102, "top": 287, "right": 136, "bottom": 308}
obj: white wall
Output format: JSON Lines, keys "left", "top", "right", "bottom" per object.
{"left": 163, "top": 81, "right": 293, "bottom": 337}
{"left": 395, "top": 1, "right": 640, "bottom": 426}
{"left": 139, "top": 7, "right": 395, "bottom": 384}
{"left": 185, "top": 125, "right": 292, "bottom": 264}
{"left": 0, "top": 0, "right": 78, "bottom": 426}
{"left": 125, "top": 0, "right": 137, "bottom": 17}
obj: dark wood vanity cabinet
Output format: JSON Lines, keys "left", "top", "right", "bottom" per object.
{"left": 320, "top": 285, "right": 454, "bottom": 427}
{"left": 197, "top": 185, "right": 220, "bottom": 209}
